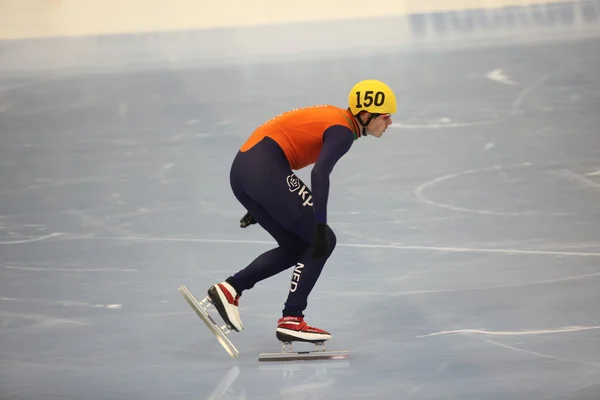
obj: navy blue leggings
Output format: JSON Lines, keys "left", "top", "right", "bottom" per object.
{"left": 227, "top": 137, "right": 337, "bottom": 316}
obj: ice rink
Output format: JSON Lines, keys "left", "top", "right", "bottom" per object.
{"left": 2, "top": 18, "right": 600, "bottom": 400}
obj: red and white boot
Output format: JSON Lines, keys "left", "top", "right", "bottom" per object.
{"left": 207, "top": 282, "right": 244, "bottom": 332}
{"left": 276, "top": 316, "right": 331, "bottom": 343}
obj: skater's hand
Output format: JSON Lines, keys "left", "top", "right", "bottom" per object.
{"left": 240, "top": 212, "right": 256, "bottom": 228}
{"left": 312, "top": 223, "right": 329, "bottom": 259}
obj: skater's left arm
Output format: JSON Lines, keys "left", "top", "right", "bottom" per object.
{"left": 311, "top": 125, "right": 354, "bottom": 224}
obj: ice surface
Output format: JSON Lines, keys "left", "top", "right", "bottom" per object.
{"left": 1, "top": 35, "right": 600, "bottom": 399}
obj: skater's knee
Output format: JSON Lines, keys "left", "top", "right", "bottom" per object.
{"left": 326, "top": 226, "right": 337, "bottom": 255}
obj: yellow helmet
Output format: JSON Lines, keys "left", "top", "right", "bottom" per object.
{"left": 348, "top": 79, "right": 397, "bottom": 115}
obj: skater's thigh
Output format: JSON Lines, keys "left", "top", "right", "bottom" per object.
{"left": 232, "top": 187, "right": 307, "bottom": 251}
{"left": 252, "top": 171, "right": 316, "bottom": 245}
{"left": 231, "top": 137, "right": 316, "bottom": 245}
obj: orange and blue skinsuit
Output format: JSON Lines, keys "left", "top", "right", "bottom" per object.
{"left": 225, "top": 105, "right": 362, "bottom": 317}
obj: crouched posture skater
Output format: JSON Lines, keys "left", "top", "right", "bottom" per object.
{"left": 208, "top": 79, "right": 397, "bottom": 343}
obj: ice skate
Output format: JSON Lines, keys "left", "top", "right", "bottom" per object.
{"left": 258, "top": 316, "right": 349, "bottom": 362}
{"left": 207, "top": 281, "right": 244, "bottom": 332}
{"left": 276, "top": 316, "right": 331, "bottom": 343}
{"left": 178, "top": 285, "right": 240, "bottom": 358}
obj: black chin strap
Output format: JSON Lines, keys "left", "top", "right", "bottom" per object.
{"left": 350, "top": 109, "right": 375, "bottom": 136}
{"left": 360, "top": 114, "right": 376, "bottom": 136}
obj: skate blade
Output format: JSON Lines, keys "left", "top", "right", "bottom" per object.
{"left": 259, "top": 341, "right": 349, "bottom": 362}
{"left": 258, "top": 349, "right": 349, "bottom": 362}
{"left": 178, "top": 285, "right": 240, "bottom": 359}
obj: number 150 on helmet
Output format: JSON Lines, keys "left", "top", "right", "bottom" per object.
{"left": 348, "top": 79, "right": 397, "bottom": 116}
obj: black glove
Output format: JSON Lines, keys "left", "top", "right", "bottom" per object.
{"left": 312, "top": 223, "right": 329, "bottom": 259}
{"left": 240, "top": 212, "right": 256, "bottom": 228}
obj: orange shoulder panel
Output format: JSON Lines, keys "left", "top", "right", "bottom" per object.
{"left": 240, "top": 105, "right": 358, "bottom": 170}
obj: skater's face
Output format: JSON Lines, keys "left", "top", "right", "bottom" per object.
{"left": 363, "top": 113, "right": 392, "bottom": 138}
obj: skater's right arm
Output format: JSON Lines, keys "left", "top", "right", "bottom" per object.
{"left": 311, "top": 125, "right": 354, "bottom": 225}
{"left": 310, "top": 125, "right": 353, "bottom": 259}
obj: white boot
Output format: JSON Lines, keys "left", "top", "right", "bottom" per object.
{"left": 208, "top": 282, "right": 244, "bottom": 332}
